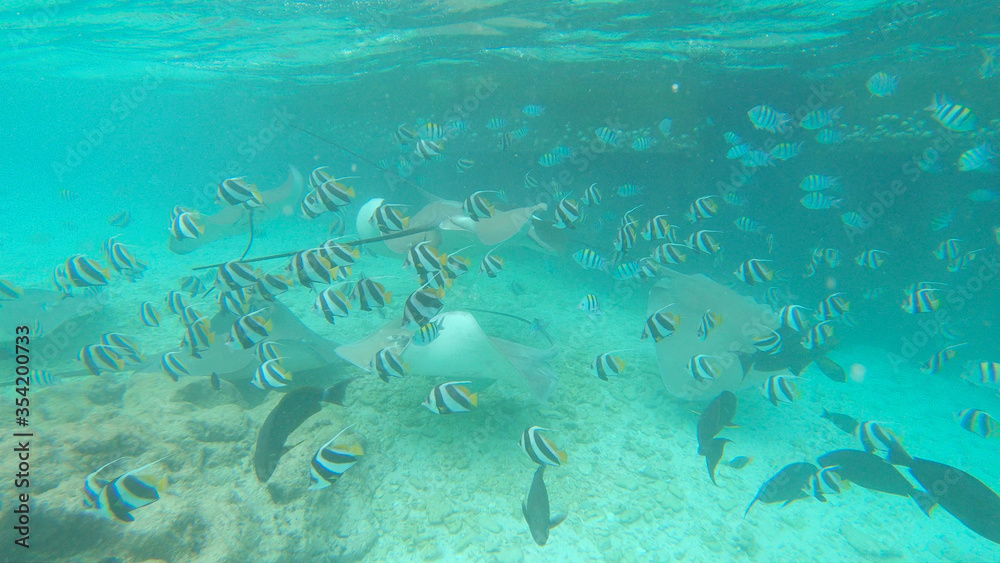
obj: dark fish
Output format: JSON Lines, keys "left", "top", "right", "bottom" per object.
{"left": 821, "top": 409, "right": 860, "bottom": 436}
{"left": 253, "top": 380, "right": 357, "bottom": 482}
{"left": 210, "top": 372, "right": 221, "bottom": 391}
{"left": 817, "top": 449, "right": 933, "bottom": 514}
{"left": 522, "top": 465, "right": 567, "bottom": 546}
{"left": 729, "top": 456, "right": 752, "bottom": 469}
{"left": 887, "top": 439, "right": 1000, "bottom": 544}
{"left": 696, "top": 391, "right": 737, "bottom": 451}
{"left": 814, "top": 355, "right": 847, "bottom": 382}
{"left": 703, "top": 438, "right": 732, "bottom": 486}
{"left": 745, "top": 462, "right": 818, "bottom": 518}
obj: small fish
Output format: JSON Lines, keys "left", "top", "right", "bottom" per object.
{"left": 841, "top": 212, "right": 868, "bottom": 230}
{"left": 866, "top": 72, "right": 898, "bottom": 97}
{"left": 169, "top": 212, "right": 204, "bottom": 240}
{"left": 553, "top": 196, "right": 581, "bottom": 229}
{"left": 314, "top": 288, "right": 352, "bottom": 324}
{"left": 800, "top": 193, "right": 842, "bottom": 210}
{"left": 920, "top": 343, "right": 968, "bottom": 374}
{"left": 582, "top": 183, "right": 602, "bottom": 205}
{"left": 631, "top": 136, "right": 656, "bottom": 151}
{"left": 641, "top": 305, "right": 680, "bottom": 342}
{"left": 519, "top": 426, "right": 567, "bottom": 466}
{"left": 955, "top": 409, "right": 1000, "bottom": 439}
{"left": 252, "top": 359, "right": 293, "bottom": 390}
{"left": 210, "top": 372, "right": 221, "bottom": 391}
{"left": 412, "top": 318, "right": 443, "bottom": 345}
{"left": 687, "top": 230, "right": 722, "bottom": 254}
{"left": 83, "top": 457, "right": 125, "bottom": 509}
{"left": 371, "top": 204, "right": 409, "bottom": 233}
{"left": 95, "top": 457, "right": 171, "bottom": 522}
{"left": 962, "top": 361, "right": 1000, "bottom": 389}
{"left": 617, "top": 183, "right": 643, "bottom": 197}
{"left": 734, "top": 259, "right": 774, "bottom": 286}
{"left": 658, "top": 118, "right": 673, "bottom": 137}
{"left": 486, "top": 117, "right": 507, "bottom": 130}
{"left": 611, "top": 261, "right": 640, "bottom": 281}
{"left": 800, "top": 175, "right": 840, "bottom": 192}
{"left": 480, "top": 251, "right": 504, "bottom": 278}
{"left": 594, "top": 126, "right": 619, "bottom": 146}
{"left": 726, "top": 143, "right": 751, "bottom": 159}
{"left": 855, "top": 249, "right": 889, "bottom": 269}
{"left": 401, "top": 287, "right": 445, "bottom": 329}
{"left": 697, "top": 310, "right": 722, "bottom": 340}
{"left": 728, "top": 456, "right": 753, "bottom": 469}
{"left": 642, "top": 216, "right": 677, "bottom": 241}
{"left": 800, "top": 107, "right": 842, "bottom": 130}
{"left": 350, "top": 275, "right": 392, "bottom": 311}
{"left": 958, "top": 143, "right": 995, "bottom": 172}
{"left": 769, "top": 142, "right": 803, "bottom": 160}
{"left": 688, "top": 196, "right": 719, "bottom": 222}
{"left": 810, "top": 467, "right": 844, "bottom": 502}
{"left": 160, "top": 352, "right": 189, "bottom": 382}
{"left": 592, "top": 352, "right": 626, "bottom": 381}
{"left": 522, "top": 465, "right": 567, "bottom": 546}
{"left": 652, "top": 243, "right": 688, "bottom": 265}
{"left": 463, "top": 190, "right": 495, "bottom": 221}
{"left": 371, "top": 347, "right": 407, "bottom": 382}
{"left": 688, "top": 354, "right": 721, "bottom": 383}
{"left": 968, "top": 189, "right": 1000, "bottom": 202}
{"left": 523, "top": 171, "right": 539, "bottom": 190}
{"left": 572, "top": 248, "right": 607, "bottom": 271}
{"left": 255, "top": 273, "right": 292, "bottom": 302}
{"left": 79, "top": 345, "right": 125, "bottom": 376}
{"left": 215, "top": 261, "right": 258, "bottom": 291}
{"left": 65, "top": 255, "right": 110, "bottom": 288}
{"left": 801, "top": 320, "right": 835, "bottom": 350}
{"left": 733, "top": 216, "right": 765, "bottom": 233}
{"left": 522, "top": 104, "right": 545, "bottom": 117}
{"left": 816, "top": 293, "right": 850, "bottom": 320}
{"left": 723, "top": 132, "right": 743, "bottom": 145}
{"left": 821, "top": 408, "right": 860, "bottom": 436}
{"left": 858, "top": 421, "right": 895, "bottom": 454}
{"left": 455, "top": 158, "right": 474, "bottom": 172}
{"left": 256, "top": 342, "right": 282, "bottom": 363}
{"left": 392, "top": 124, "right": 416, "bottom": 145}
{"left": 578, "top": 294, "right": 602, "bottom": 318}
{"left": 824, "top": 248, "right": 841, "bottom": 268}
{"left": 422, "top": 381, "right": 477, "bottom": 414}
{"left": 815, "top": 129, "right": 846, "bottom": 144}
{"left": 753, "top": 328, "right": 783, "bottom": 355}
{"left": 108, "top": 210, "right": 131, "bottom": 228}
{"left": 779, "top": 305, "right": 811, "bottom": 331}
{"left": 308, "top": 426, "right": 364, "bottom": 490}
{"left": 216, "top": 177, "right": 262, "bottom": 206}
{"left": 747, "top": 104, "right": 789, "bottom": 133}
{"left": 925, "top": 94, "right": 977, "bottom": 132}
{"left": 228, "top": 309, "right": 272, "bottom": 350}
{"left": 762, "top": 373, "right": 799, "bottom": 406}
{"left": 419, "top": 122, "right": 444, "bottom": 140}
{"left": 414, "top": 138, "right": 444, "bottom": 160}
{"left": 614, "top": 224, "right": 638, "bottom": 254}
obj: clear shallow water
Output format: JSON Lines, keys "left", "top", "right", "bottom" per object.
{"left": 2, "top": 1, "right": 1000, "bottom": 562}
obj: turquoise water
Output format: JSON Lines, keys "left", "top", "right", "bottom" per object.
{"left": 2, "top": 1, "right": 1000, "bottom": 561}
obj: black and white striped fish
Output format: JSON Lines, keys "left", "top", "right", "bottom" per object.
{"left": 401, "top": 287, "right": 445, "bottom": 329}
{"left": 592, "top": 352, "right": 626, "bottom": 381}
{"left": 65, "top": 255, "right": 110, "bottom": 288}
{"left": 688, "top": 354, "right": 721, "bottom": 382}
{"left": 480, "top": 251, "right": 504, "bottom": 277}
{"left": 463, "top": 191, "right": 495, "bottom": 221}
{"left": 553, "top": 196, "right": 581, "bottom": 229}
{"left": 763, "top": 373, "right": 799, "bottom": 406}
{"left": 351, "top": 275, "right": 392, "bottom": 311}
{"left": 160, "top": 352, "right": 190, "bottom": 382}
{"left": 308, "top": 426, "right": 364, "bottom": 490}
{"left": 252, "top": 359, "right": 292, "bottom": 390}
{"left": 422, "top": 381, "right": 478, "bottom": 414}
{"left": 79, "top": 344, "right": 125, "bottom": 375}
{"left": 519, "top": 426, "right": 567, "bottom": 466}
{"left": 140, "top": 301, "right": 161, "bottom": 327}
{"left": 95, "top": 457, "right": 171, "bottom": 522}
{"left": 371, "top": 347, "right": 407, "bottom": 382}
{"left": 412, "top": 318, "right": 443, "bottom": 345}
{"left": 641, "top": 305, "right": 680, "bottom": 342}
{"left": 314, "top": 288, "right": 352, "bottom": 324}
{"left": 215, "top": 261, "right": 258, "bottom": 291}
{"left": 287, "top": 250, "right": 335, "bottom": 289}
{"left": 228, "top": 309, "right": 272, "bottom": 350}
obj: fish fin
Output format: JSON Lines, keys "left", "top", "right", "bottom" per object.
{"left": 156, "top": 475, "right": 170, "bottom": 493}
{"left": 323, "top": 377, "right": 360, "bottom": 406}
{"left": 384, "top": 291, "right": 392, "bottom": 304}
{"left": 557, "top": 450, "right": 568, "bottom": 464}
{"left": 349, "top": 444, "right": 365, "bottom": 456}
{"left": 910, "top": 489, "right": 937, "bottom": 517}
{"left": 885, "top": 436, "right": 913, "bottom": 466}
{"left": 468, "top": 393, "right": 479, "bottom": 407}
{"left": 550, "top": 513, "right": 567, "bottom": 529}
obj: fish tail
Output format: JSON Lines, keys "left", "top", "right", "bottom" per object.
{"left": 885, "top": 436, "right": 913, "bottom": 467}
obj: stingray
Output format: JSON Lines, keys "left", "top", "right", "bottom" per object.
{"left": 335, "top": 310, "right": 559, "bottom": 401}
{"left": 647, "top": 268, "right": 778, "bottom": 401}
{"left": 131, "top": 298, "right": 349, "bottom": 389}
{"left": 354, "top": 198, "right": 557, "bottom": 257}
{"left": 168, "top": 166, "right": 305, "bottom": 255}
{"left": 0, "top": 288, "right": 107, "bottom": 357}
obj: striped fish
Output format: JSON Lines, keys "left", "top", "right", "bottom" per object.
{"left": 800, "top": 107, "right": 842, "bottom": 130}
{"left": 480, "top": 252, "right": 504, "bottom": 278}
{"left": 553, "top": 196, "right": 581, "bottom": 229}
{"left": 652, "top": 243, "right": 688, "bottom": 265}
{"left": 215, "top": 261, "right": 258, "bottom": 291}
{"left": 859, "top": 421, "right": 895, "bottom": 454}
{"left": 697, "top": 310, "right": 722, "bottom": 340}
{"left": 734, "top": 259, "right": 774, "bottom": 286}
{"left": 255, "top": 273, "right": 292, "bottom": 301}
{"left": 578, "top": 294, "right": 602, "bottom": 317}
{"left": 614, "top": 224, "right": 638, "bottom": 254}
{"left": 958, "top": 143, "right": 995, "bottom": 172}
{"left": 140, "top": 302, "right": 161, "bottom": 327}
{"left": 572, "top": 248, "right": 607, "bottom": 271}
{"left": 95, "top": 457, "right": 171, "bottom": 522}
{"left": 926, "top": 94, "right": 977, "bottom": 132}
{"left": 287, "top": 250, "right": 336, "bottom": 289}
{"left": 256, "top": 342, "right": 282, "bottom": 363}
{"left": 582, "top": 183, "right": 602, "bottom": 205}
{"left": 79, "top": 345, "right": 125, "bottom": 376}
{"left": 962, "top": 361, "right": 1000, "bottom": 389}
{"left": 371, "top": 204, "right": 409, "bottom": 232}
{"left": 216, "top": 177, "right": 261, "bottom": 206}
{"left": 855, "top": 249, "right": 889, "bottom": 269}
{"left": 801, "top": 320, "right": 835, "bottom": 350}
{"left": 955, "top": 409, "right": 1000, "bottom": 439}
{"left": 816, "top": 293, "right": 850, "bottom": 320}
{"left": 688, "top": 355, "right": 721, "bottom": 382}
{"left": 642, "top": 215, "right": 677, "bottom": 241}
{"left": 316, "top": 179, "right": 355, "bottom": 210}
{"left": 228, "top": 309, "right": 272, "bottom": 350}
{"left": 371, "top": 347, "right": 407, "bottom": 382}
{"left": 169, "top": 212, "right": 203, "bottom": 240}
{"left": 519, "top": 426, "right": 567, "bottom": 466}
{"left": 592, "top": 353, "right": 626, "bottom": 381}
{"left": 687, "top": 231, "right": 722, "bottom": 254}
{"left": 463, "top": 191, "right": 495, "bottom": 221}
{"left": 83, "top": 458, "right": 125, "bottom": 509}
{"left": 414, "top": 138, "right": 444, "bottom": 160}
{"left": 641, "top": 305, "right": 680, "bottom": 342}
{"left": 314, "top": 288, "right": 351, "bottom": 324}
{"left": 779, "top": 305, "right": 811, "bottom": 332}
{"left": 747, "top": 104, "right": 789, "bottom": 133}
{"left": 753, "top": 328, "right": 783, "bottom": 355}
{"left": 351, "top": 275, "right": 392, "bottom": 311}
{"left": 422, "top": 381, "right": 477, "bottom": 414}
{"left": 309, "top": 426, "right": 364, "bottom": 490}
{"left": 921, "top": 342, "right": 968, "bottom": 374}
{"left": 800, "top": 175, "right": 840, "bottom": 192}
{"left": 160, "top": 352, "right": 189, "bottom": 382}
{"left": 412, "top": 318, "right": 443, "bottom": 345}
{"left": 252, "top": 359, "right": 292, "bottom": 390}
{"left": 65, "top": 255, "right": 109, "bottom": 288}
{"left": 401, "top": 287, "right": 445, "bottom": 329}
{"left": 866, "top": 72, "right": 898, "bottom": 97}
{"left": 763, "top": 374, "right": 798, "bottom": 406}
